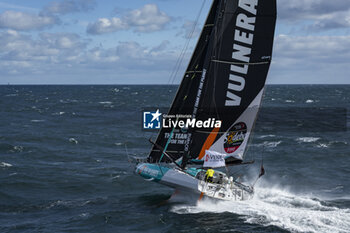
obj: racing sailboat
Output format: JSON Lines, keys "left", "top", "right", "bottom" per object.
{"left": 135, "top": 0, "right": 276, "bottom": 201}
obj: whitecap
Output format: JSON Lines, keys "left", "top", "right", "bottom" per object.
{"left": 69, "top": 138, "right": 78, "bottom": 144}
{"left": 306, "top": 99, "right": 314, "bottom": 103}
{"left": 46, "top": 200, "right": 70, "bottom": 209}
{"left": 79, "top": 213, "right": 90, "bottom": 218}
{"left": 297, "top": 137, "right": 320, "bottom": 143}
{"left": 265, "top": 141, "right": 281, "bottom": 148}
{"left": 259, "top": 135, "right": 275, "bottom": 139}
{"left": 52, "top": 112, "right": 65, "bottom": 116}
{"left": 113, "top": 88, "right": 120, "bottom": 93}
{"left": 31, "top": 119, "right": 45, "bottom": 123}
{"left": 317, "top": 143, "right": 328, "bottom": 148}
{"left": 111, "top": 175, "right": 121, "bottom": 180}
{"left": 329, "top": 140, "right": 349, "bottom": 146}
{"left": 256, "top": 141, "right": 281, "bottom": 148}
{"left": 13, "top": 145, "right": 24, "bottom": 152}
{"left": 114, "top": 142, "right": 123, "bottom": 146}
{"left": 285, "top": 100, "right": 295, "bottom": 103}
{"left": 170, "top": 187, "right": 350, "bottom": 233}
{"left": 323, "top": 185, "right": 344, "bottom": 193}
{"left": 5, "top": 94, "right": 18, "bottom": 97}
{"left": 99, "top": 101, "right": 112, "bottom": 105}
{"left": 0, "top": 162, "right": 13, "bottom": 167}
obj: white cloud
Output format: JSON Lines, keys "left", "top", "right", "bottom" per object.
{"left": 278, "top": 0, "right": 350, "bottom": 19}
{"left": 43, "top": 0, "right": 96, "bottom": 15}
{"left": 86, "top": 17, "right": 128, "bottom": 34}
{"left": 0, "top": 2, "right": 38, "bottom": 12}
{"left": 0, "top": 30, "right": 179, "bottom": 84}
{"left": 0, "top": 11, "right": 57, "bottom": 31}
{"left": 0, "top": 30, "right": 87, "bottom": 76}
{"left": 39, "top": 33, "right": 87, "bottom": 50}
{"left": 269, "top": 35, "right": 350, "bottom": 84}
{"left": 1, "top": 29, "right": 349, "bottom": 84}
{"left": 87, "top": 4, "right": 170, "bottom": 34}
{"left": 125, "top": 4, "right": 170, "bottom": 32}
{"left": 0, "top": 1, "right": 96, "bottom": 32}
{"left": 278, "top": 0, "right": 350, "bottom": 31}
{"left": 307, "top": 10, "right": 350, "bottom": 31}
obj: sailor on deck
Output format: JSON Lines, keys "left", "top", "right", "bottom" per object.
{"left": 205, "top": 168, "right": 214, "bottom": 183}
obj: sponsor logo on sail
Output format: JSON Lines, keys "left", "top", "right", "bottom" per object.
{"left": 225, "top": 0, "right": 259, "bottom": 107}
{"left": 224, "top": 122, "right": 247, "bottom": 153}
{"left": 204, "top": 150, "right": 226, "bottom": 167}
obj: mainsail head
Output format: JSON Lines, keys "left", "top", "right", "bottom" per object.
{"left": 148, "top": 0, "right": 277, "bottom": 167}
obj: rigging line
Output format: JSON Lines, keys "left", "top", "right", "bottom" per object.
{"left": 231, "top": 163, "right": 250, "bottom": 177}
{"left": 173, "top": 0, "right": 219, "bottom": 107}
{"left": 211, "top": 60, "right": 270, "bottom": 65}
{"left": 170, "top": 0, "right": 206, "bottom": 84}
{"left": 169, "top": 0, "right": 207, "bottom": 85}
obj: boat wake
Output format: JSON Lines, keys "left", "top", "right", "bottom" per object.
{"left": 170, "top": 185, "right": 350, "bottom": 233}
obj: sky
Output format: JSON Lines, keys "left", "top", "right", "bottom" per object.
{"left": 0, "top": 0, "right": 349, "bottom": 85}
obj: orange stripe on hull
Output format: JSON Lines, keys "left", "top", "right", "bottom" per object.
{"left": 198, "top": 127, "right": 220, "bottom": 160}
{"left": 198, "top": 192, "right": 204, "bottom": 201}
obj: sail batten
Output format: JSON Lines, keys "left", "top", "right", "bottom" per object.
{"left": 211, "top": 60, "right": 270, "bottom": 65}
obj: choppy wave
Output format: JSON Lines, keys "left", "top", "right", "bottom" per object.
{"left": 31, "top": 119, "right": 45, "bottom": 122}
{"left": 316, "top": 143, "right": 329, "bottom": 148}
{"left": 171, "top": 186, "right": 350, "bottom": 233}
{"left": 52, "top": 112, "right": 65, "bottom": 115}
{"left": 297, "top": 137, "right": 320, "bottom": 143}
{"left": 99, "top": 101, "right": 113, "bottom": 105}
{"left": 12, "top": 145, "right": 24, "bottom": 152}
{"left": 1, "top": 85, "right": 349, "bottom": 233}
{"left": 69, "top": 138, "right": 79, "bottom": 144}
{"left": 5, "top": 94, "right": 18, "bottom": 97}
{"left": 0, "top": 162, "right": 13, "bottom": 167}
{"left": 259, "top": 135, "right": 276, "bottom": 139}
{"left": 255, "top": 141, "right": 282, "bottom": 148}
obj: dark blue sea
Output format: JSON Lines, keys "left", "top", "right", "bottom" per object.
{"left": 0, "top": 85, "right": 349, "bottom": 233}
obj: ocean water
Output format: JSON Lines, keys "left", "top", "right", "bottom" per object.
{"left": 0, "top": 85, "right": 349, "bottom": 233}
